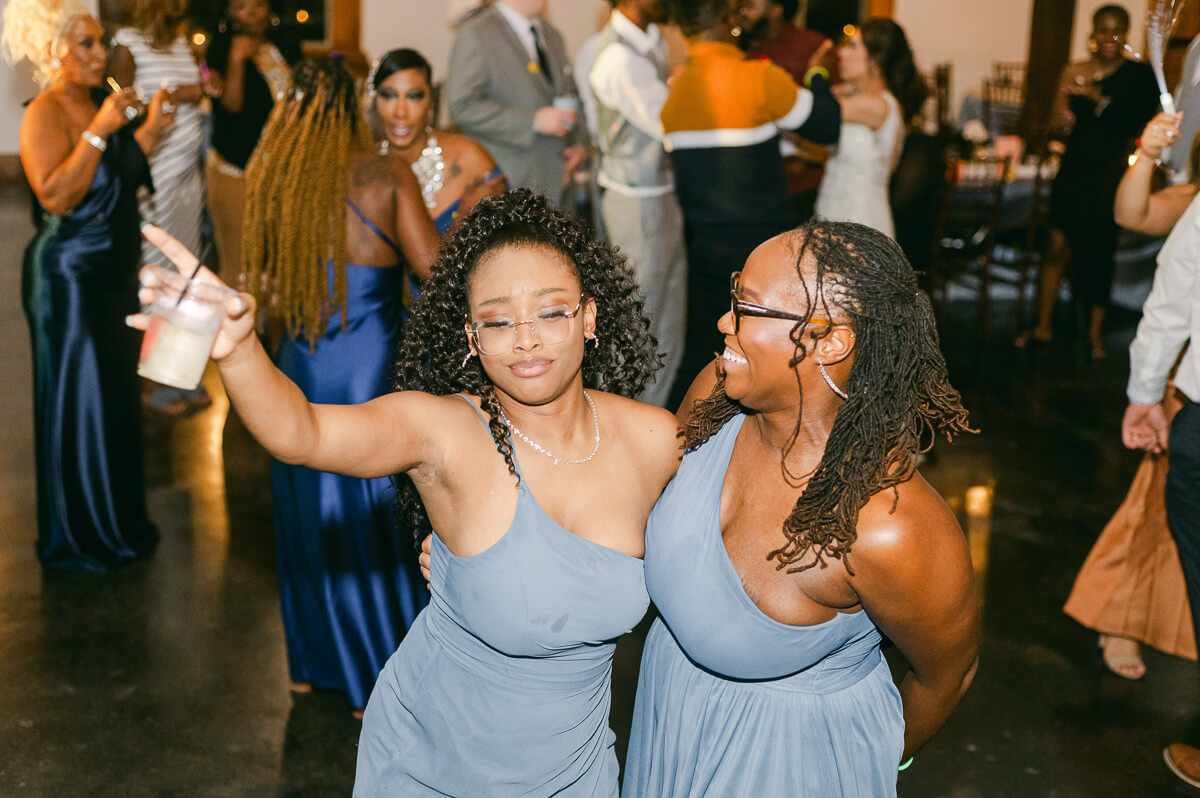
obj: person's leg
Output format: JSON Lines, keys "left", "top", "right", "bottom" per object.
{"left": 1018, "top": 228, "right": 1068, "bottom": 345}
{"left": 1088, "top": 304, "right": 1107, "bottom": 359}
{"left": 1166, "top": 401, "right": 1200, "bottom": 651}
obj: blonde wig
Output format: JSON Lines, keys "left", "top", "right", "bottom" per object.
{"left": 1, "top": 0, "right": 91, "bottom": 86}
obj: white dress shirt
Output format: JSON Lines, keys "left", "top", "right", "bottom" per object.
{"left": 589, "top": 9, "right": 673, "bottom": 196}
{"left": 1128, "top": 191, "right": 1200, "bottom": 404}
{"left": 494, "top": 1, "right": 541, "bottom": 65}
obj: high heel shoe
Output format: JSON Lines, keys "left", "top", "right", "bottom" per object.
{"left": 1099, "top": 634, "right": 1145, "bottom": 680}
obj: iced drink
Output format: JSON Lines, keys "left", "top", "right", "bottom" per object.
{"left": 137, "top": 265, "right": 235, "bottom": 390}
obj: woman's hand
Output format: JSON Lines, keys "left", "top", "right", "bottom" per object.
{"left": 419, "top": 534, "right": 432, "bottom": 589}
{"left": 1138, "top": 110, "right": 1183, "bottom": 160}
{"left": 90, "top": 87, "right": 141, "bottom": 138}
{"left": 126, "top": 225, "right": 257, "bottom": 361}
{"left": 806, "top": 39, "right": 834, "bottom": 75}
{"left": 142, "top": 88, "right": 176, "bottom": 136}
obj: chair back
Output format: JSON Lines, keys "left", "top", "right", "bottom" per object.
{"left": 982, "top": 78, "right": 1025, "bottom": 138}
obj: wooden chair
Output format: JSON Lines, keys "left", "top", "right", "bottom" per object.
{"left": 932, "top": 62, "right": 952, "bottom": 135}
{"left": 991, "top": 61, "right": 1026, "bottom": 89}
{"left": 982, "top": 77, "right": 1025, "bottom": 138}
{"left": 1010, "top": 151, "right": 1055, "bottom": 333}
{"left": 928, "top": 157, "right": 1011, "bottom": 337}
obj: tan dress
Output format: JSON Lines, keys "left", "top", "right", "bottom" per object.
{"left": 1063, "top": 386, "right": 1197, "bottom": 660}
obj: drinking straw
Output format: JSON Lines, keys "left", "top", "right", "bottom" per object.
{"left": 174, "top": 243, "right": 212, "bottom": 307}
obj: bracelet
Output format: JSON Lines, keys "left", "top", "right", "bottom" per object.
{"left": 898, "top": 756, "right": 914, "bottom": 772}
{"left": 81, "top": 130, "right": 107, "bottom": 152}
{"left": 803, "top": 66, "right": 830, "bottom": 88}
{"left": 1132, "top": 148, "right": 1161, "bottom": 166}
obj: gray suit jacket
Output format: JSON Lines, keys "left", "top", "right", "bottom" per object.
{"left": 446, "top": 7, "right": 584, "bottom": 208}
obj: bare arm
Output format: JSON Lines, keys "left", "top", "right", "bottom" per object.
{"left": 133, "top": 225, "right": 445, "bottom": 478}
{"left": 391, "top": 159, "right": 440, "bottom": 280}
{"left": 133, "top": 89, "right": 175, "bottom": 155}
{"left": 1115, "top": 111, "right": 1195, "bottom": 235}
{"left": 216, "top": 36, "right": 259, "bottom": 114}
{"left": 849, "top": 485, "right": 981, "bottom": 759}
{"left": 22, "top": 90, "right": 138, "bottom": 215}
{"left": 455, "top": 137, "right": 507, "bottom": 217}
{"left": 108, "top": 44, "right": 136, "bottom": 88}
{"left": 837, "top": 92, "right": 890, "bottom": 130}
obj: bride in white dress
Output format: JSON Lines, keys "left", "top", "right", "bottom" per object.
{"left": 815, "top": 18, "right": 926, "bottom": 238}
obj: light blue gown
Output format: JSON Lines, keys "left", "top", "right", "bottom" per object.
{"left": 625, "top": 413, "right": 905, "bottom": 797}
{"left": 355, "top": 395, "right": 648, "bottom": 796}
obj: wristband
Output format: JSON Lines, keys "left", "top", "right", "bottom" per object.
{"left": 81, "top": 130, "right": 107, "bottom": 152}
{"left": 803, "top": 66, "right": 830, "bottom": 88}
{"left": 898, "top": 756, "right": 914, "bottom": 772}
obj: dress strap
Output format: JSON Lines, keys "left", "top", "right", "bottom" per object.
{"left": 346, "top": 199, "right": 405, "bottom": 260}
{"left": 453, "top": 392, "right": 492, "bottom": 429}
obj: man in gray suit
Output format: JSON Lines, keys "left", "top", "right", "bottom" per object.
{"left": 447, "top": 0, "right": 588, "bottom": 209}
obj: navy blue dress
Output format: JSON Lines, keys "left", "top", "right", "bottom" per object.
{"left": 270, "top": 207, "right": 427, "bottom": 709}
{"left": 23, "top": 101, "right": 157, "bottom": 571}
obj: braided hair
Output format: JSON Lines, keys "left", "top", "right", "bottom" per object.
{"left": 242, "top": 56, "right": 373, "bottom": 347}
{"left": 682, "top": 220, "right": 972, "bottom": 574}
{"left": 393, "top": 189, "right": 660, "bottom": 543}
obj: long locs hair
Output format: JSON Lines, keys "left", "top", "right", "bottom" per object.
{"left": 683, "top": 220, "right": 973, "bottom": 574}
{"left": 392, "top": 189, "right": 661, "bottom": 544}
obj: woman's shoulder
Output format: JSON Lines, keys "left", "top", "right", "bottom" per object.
{"left": 594, "top": 392, "right": 682, "bottom": 470}
{"left": 852, "top": 471, "right": 962, "bottom": 565}
{"left": 439, "top": 130, "right": 498, "bottom": 171}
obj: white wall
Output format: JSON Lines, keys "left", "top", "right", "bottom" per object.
{"left": 893, "top": 0, "right": 1034, "bottom": 114}
{"left": 0, "top": 0, "right": 99, "bottom": 154}
{"left": 361, "top": 0, "right": 610, "bottom": 95}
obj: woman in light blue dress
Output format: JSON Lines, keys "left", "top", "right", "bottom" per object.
{"left": 624, "top": 218, "right": 981, "bottom": 796}
{"left": 132, "top": 189, "right": 678, "bottom": 796}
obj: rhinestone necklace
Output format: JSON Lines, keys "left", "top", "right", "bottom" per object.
{"left": 411, "top": 129, "right": 445, "bottom": 210}
{"left": 499, "top": 391, "right": 601, "bottom": 466}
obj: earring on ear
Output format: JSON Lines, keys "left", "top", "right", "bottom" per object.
{"left": 589, "top": 332, "right": 600, "bottom": 349}
{"left": 50, "top": 58, "right": 62, "bottom": 70}
{"left": 1087, "top": 37, "right": 1099, "bottom": 54}
{"left": 461, "top": 350, "right": 476, "bottom": 369}
{"left": 818, "top": 363, "right": 848, "bottom": 400}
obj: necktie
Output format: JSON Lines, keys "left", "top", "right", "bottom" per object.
{"left": 530, "top": 24, "right": 553, "bottom": 83}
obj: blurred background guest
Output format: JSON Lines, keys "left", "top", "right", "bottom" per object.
{"left": 745, "top": 0, "right": 836, "bottom": 223}
{"left": 3, "top": 0, "right": 171, "bottom": 570}
{"left": 110, "top": 0, "right": 212, "bottom": 416}
{"left": 1016, "top": 4, "right": 1158, "bottom": 359}
{"left": 367, "top": 47, "right": 506, "bottom": 237}
{"left": 446, "top": 0, "right": 586, "bottom": 210}
{"left": 590, "top": 0, "right": 684, "bottom": 406}
{"left": 660, "top": 0, "right": 840, "bottom": 408}
{"left": 1064, "top": 111, "right": 1200, "bottom": 681}
{"left": 204, "top": 0, "right": 300, "bottom": 278}
{"left": 814, "top": 18, "right": 924, "bottom": 238}
{"left": 240, "top": 57, "right": 439, "bottom": 715}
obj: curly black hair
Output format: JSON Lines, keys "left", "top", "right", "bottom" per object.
{"left": 682, "top": 219, "right": 973, "bottom": 574}
{"left": 393, "top": 189, "right": 660, "bottom": 542}
{"left": 664, "top": 0, "right": 735, "bottom": 37}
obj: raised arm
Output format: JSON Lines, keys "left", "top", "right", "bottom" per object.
{"left": 389, "top": 159, "right": 440, "bottom": 280}
{"left": 22, "top": 89, "right": 139, "bottom": 215}
{"left": 849, "top": 484, "right": 980, "bottom": 759}
{"left": 131, "top": 225, "right": 444, "bottom": 478}
{"left": 1115, "top": 112, "right": 1196, "bottom": 235}
{"left": 765, "top": 61, "right": 840, "bottom": 145}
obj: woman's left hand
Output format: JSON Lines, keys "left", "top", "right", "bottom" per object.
{"left": 143, "top": 88, "right": 176, "bottom": 135}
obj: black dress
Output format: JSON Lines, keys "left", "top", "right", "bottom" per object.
{"left": 23, "top": 94, "right": 157, "bottom": 570}
{"left": 1049, "top": 59, "right": 1159, "bottom": 307}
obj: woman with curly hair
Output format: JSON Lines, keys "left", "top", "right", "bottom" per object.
{"left": 814, "top": 18, "right": 926, "bottom": 237}
{"left": 239, "top": 56, "right": 439, "bottom": 716}
{"left": 623, "top": 220, "right": 980, "bottom": 797}
{"left": 132, "top": 188, "right": 677, "bottom": 795}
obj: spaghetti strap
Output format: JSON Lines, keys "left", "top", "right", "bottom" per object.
{"left": 346, "top": 199, "right": 405, "bottom": 260}
{"left": 453, "top": 393, "right": 491, "bottom": 428}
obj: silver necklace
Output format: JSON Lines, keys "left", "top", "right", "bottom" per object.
{"left": 499, "top": 391, "right": 601, "bottom": 466}
{"left": 410, "top": 129, "right": 445, "bottom": 210}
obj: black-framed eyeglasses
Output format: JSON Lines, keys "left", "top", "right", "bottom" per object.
{"left": 729, "top": 271, "right": 831, "bottom": 333}
{"left": 466, "top": 300, "right": 586, "bottom": 356}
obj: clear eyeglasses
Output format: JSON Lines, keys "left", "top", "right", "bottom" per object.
{"left": 466, "top": 300, "right": 586, "bottom": 356}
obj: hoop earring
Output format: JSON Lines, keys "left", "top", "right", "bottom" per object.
{"left": 818, "top": 363, "right": 848, "bottom": 400}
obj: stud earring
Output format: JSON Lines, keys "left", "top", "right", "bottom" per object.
{"left": 50, "top": 58, "right": 61, "bottom": 70}
{"left": 818, "top": 363, "right": 848, "bottom": 400}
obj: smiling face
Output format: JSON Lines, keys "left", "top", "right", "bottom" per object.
{"left": 1092, "top": 11, "right": 1128, "bottom": 62}
{"left": 374, "top": 68, "right": 432, "bottom": 151}
{"left": 465, "top": 244, "right": 597, "bottom": 406}
{"left": 55, "top": 16, "right": 106, "bottom": 88}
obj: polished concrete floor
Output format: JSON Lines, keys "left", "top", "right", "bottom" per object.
{"left": 1, "top": 182, "right": 1197, "bottom": 796}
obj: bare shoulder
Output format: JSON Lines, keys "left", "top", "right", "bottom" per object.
{"left": 851, "top": 471, "right": 966, "bottom": 575}
{"left": 594, "top": 391, "right": 683, "bottom": 473}
{"left": 439, "top": 130, "right": 498, "bottom": 172}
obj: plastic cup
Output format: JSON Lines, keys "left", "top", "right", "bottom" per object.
{"left": 553, "top": 95, "right": 579, "bottom": 130}
{"left": 137, "top": 264, "right": 237, "bottom": 390}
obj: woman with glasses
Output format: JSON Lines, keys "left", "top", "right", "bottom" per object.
{"left": 130, "top": 188, "right": 673, "bottom": 795}
{"left": 623, "top": 220, "right": 980, "bottom": 797}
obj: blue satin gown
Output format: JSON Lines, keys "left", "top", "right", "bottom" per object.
{"left": 270, "top": 204, "right": 427, "bottom": 710}
{"left": 23, "top": 98, "right": 157, "bottom": 571}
